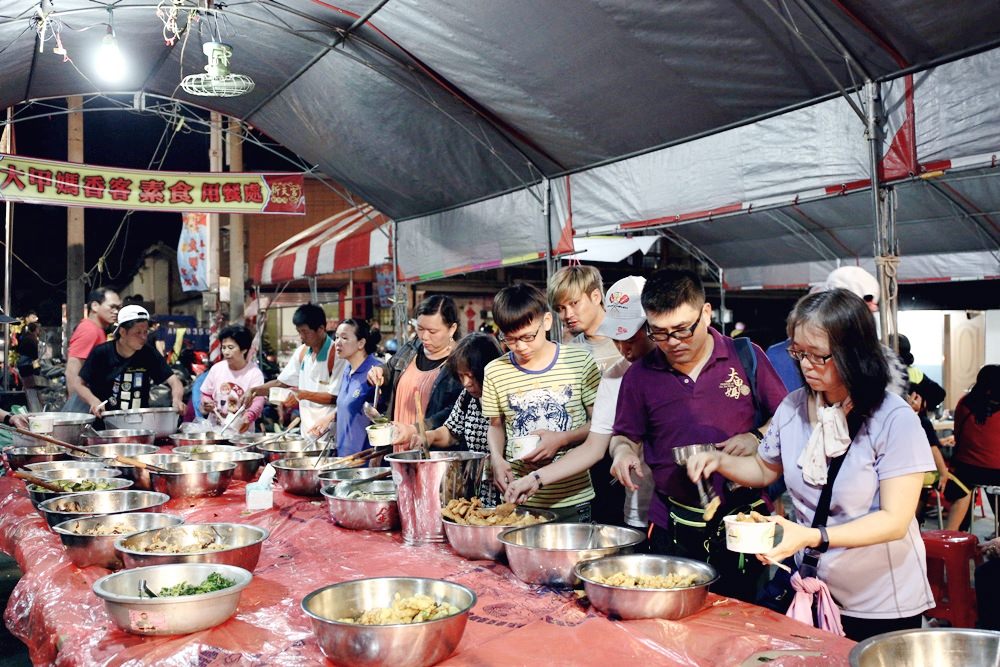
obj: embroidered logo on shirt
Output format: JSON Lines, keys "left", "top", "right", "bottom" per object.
{"left": 719, "top": 368, "right": 751, "bottom": 399}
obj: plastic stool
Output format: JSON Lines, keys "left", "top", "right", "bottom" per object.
{"left": 922, "top": 484, "right": 944, "bottom": 530}
{"left": 922, "top": 530, "right": 981, "bottom": 628}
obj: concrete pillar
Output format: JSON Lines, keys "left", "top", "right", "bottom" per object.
{"left": 226, "top": 118, "right": 245, "bottom": 323}
{"left": 66, "top": 96, "right": 85, "bottom": 338}
{"left": 207, "top": 111, "right": 222, "bottom": 320}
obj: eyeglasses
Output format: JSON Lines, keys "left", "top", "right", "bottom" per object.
{"left": 645, "top": 313, "right": 702, "bottom": 342}
{"left": 499, "top": 320, "right": 544, "bottom": 346}
{"left": 787, "top": 348, "right": 833, "bottom": 366}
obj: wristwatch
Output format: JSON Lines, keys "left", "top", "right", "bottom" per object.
{"left": 749, "top": 428, "right": 764, "bottom": 443}
{"left": 532, "top": 471, "right": 544, "bottom": 489}
{"left": 817, "top": 526, "right": 830, "bottom": 553}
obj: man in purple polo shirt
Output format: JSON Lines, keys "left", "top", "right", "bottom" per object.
{"left": 611, "top": 269, "right": 787, "bottom": 601}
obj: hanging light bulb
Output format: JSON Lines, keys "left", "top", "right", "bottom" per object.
{"left": 95, "top": 11, "right": 126, "bottom": 84}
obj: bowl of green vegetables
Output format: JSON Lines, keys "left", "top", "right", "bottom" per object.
{"left": 92, "top": 562, "right": 252, "bottom": 635}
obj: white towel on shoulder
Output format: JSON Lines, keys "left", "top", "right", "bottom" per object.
{"left": 798, "top": 393, "right": 851, "bottom": 485}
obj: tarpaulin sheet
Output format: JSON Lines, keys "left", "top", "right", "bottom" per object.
{"left": 0, "top": 475, "right": 854, "bottom": 666}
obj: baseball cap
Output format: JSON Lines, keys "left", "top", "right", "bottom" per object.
{"left": 595, "top": 276, "right": 647, "bottom": 340}
{"left": 116, "top": 304, "right": 150, "bottom": 327}
{"left": 824, "top": 266, "right": 879, "bottom": 305}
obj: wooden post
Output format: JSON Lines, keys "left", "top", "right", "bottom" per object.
{"left": 226, "top": 118, "right": 245, "bottom": 322}
{"left": 66, "top": 96, "right": 85, "bottom": 340}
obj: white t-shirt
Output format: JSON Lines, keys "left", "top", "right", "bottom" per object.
{"left": 592, "top": 357, "right": 653, "bottom": 528}
{"left": 277, "top": 336, "right": 345, "bottom": 433}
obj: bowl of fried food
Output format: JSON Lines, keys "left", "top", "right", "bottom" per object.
{"left": 302, "top": 576, "right": 476, "bottom": 667}
{"left": 27, "top": 477, "right": 133, "bottom": 509}
{"left": 723, "top": 510, "right": 776, "bottom": 554}
{"left": 574, "top": 554, "right": 718, "bottom": 620}
{"left": 115, "top": 522, "right": 269, "bottom": 571}
{"left": 52, "top": 512, "right": 184, "bottom": 570}
{"left": 441, "top": 498, "right": 555, "bottom": 561}
{"left": 93, "top": 562, "right": 252, "bottom": 635}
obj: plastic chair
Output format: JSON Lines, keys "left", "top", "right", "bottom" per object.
{"left": 922, "top": 484, "right": 944, "bottom": 530}
{"left": 922, "top": 530, "right": 981, "bottom": 628}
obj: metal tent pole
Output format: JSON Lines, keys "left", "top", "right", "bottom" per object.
{"left": 865, "top": 81, "right": 898, "bottom": 344}
{"left": 2, "top": 107, "right": 11, "bottom": 392}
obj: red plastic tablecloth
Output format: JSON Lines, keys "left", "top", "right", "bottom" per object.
{"left": 0, "top": 476, "right": 855, "bottom": 666}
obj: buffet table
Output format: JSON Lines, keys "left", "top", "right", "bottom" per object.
{"left": 0, "top": 475, "right": 855, "bottom": 666}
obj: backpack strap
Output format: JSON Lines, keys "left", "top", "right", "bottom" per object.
{"left": 733, "top": 336, "right": 764, "bottom": 428}
{"left": 298, "top": 338, "right": 337, "bottom": 375}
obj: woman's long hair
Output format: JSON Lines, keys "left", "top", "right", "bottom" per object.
{"left": 787, "top": 288, "right": 891, "bottom": 423}
{"left": 446, "top": 332, "right": 502, "bottom": 388}
{"left": 965, "top": 364, "right": 1000, "bottom": 425}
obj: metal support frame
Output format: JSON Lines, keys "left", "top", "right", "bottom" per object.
{"left": 655, "top": 229, "right": 727, "bottom": 335}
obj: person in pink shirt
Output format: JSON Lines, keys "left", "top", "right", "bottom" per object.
{"left": 200, "top": 325, "right": 265, "bottom": 432}
{"left": 64, "top": 288, "right": 121, "bottom": 412}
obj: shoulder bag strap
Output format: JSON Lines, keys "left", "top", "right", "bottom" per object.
{"left": 733, "top": 336, "right": 764, "bottom": 428}
{"left": 811, "top": 411, "right": 864, "bottom": 529}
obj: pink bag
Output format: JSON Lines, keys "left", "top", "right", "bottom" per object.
{"left": 786, "top": 571, "right": 845, "bottom": 636}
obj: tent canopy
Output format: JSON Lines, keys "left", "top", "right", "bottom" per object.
{"left": 0, "top": 1, "right": 998, "bottom": 283}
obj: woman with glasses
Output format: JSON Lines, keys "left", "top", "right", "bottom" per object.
{"left": 687, "top": 288, "right": 934, "bottom": 641}
{"left": 367, "top": 295, "right": 464, "bottom": 447}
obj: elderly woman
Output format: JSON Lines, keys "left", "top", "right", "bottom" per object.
{"left": 367, "top": 295, "right": 463, "bottom": 445}
{"left": 687, "top": 289, "right": 934, "bottom": 641}
{"left": 409, "top": 333, "right": 503, "bottom": 505}
{"left": 200, "top": 325, "right": 265, "bottom": 432}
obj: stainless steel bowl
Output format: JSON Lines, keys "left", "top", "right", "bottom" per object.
{"left": 6, "top": 445, "right": 69, "bottom": 469}
{"left": 671, "top": 444, "right": 718, "bottom": 465}
{"left": 443, "top": 508, "right": 557, "bottom": 561}
{"left": 324, "top": 480, "right": 399, "bottom": 531}
{"left": 228, "top": 433, "right": 275, "bottom": 451}
{"left": 574, "top": 554, "right": 718, "bottom": 620}
{"left": 171, "top": 444, "right": 239, "bottom": 457}
{"left": 849, "top": 628, "right": 1000, "bottom": 667}
{"left": 168, "top": 433, "right": 232, "bottom": 449}
{"left": 187, "top": 450, "right": 264, "bottom": 482}
{"left": 116, "top": 522, "right": 269, "bottom": 571}
{"left": 112, "top": 453, "right": 191, "bottom": 491}
{"left": 68, "top": 443, "right": 160, "bottom": 463}
{"left": 37, "top": 490, "right": 170, "bottom": 529}
{"left": 256, "top": 439, "right": 324, "bottom": 463}
{"left": 28, "top": 477, "right": 133, "bottom": 509}
{"left": 302, "top": 577, "right": 476, "bottom": 667}
{"left": 101, "top": 408, "right": 180, "bottom": 438}
{"left": 33, "top": 466, "right": 122, "bottom": 480}
{"left": 318, "top": 466, "right": 388, "bottom": 490}
{"left": 23, "top": 459, "right": 111, "bottom": 474}
{"left": 81, "top": 429, "right": 157, "bottom": 446}
{"left": 498, "top": 523, "right": 646, "bottom": 587}
{"left": 52, "top": 512, "right": 185, "bottom": 570}
{"left": 12, "top": 412, "right": 96, "bottom": 447}
{"left": 274, "top": 456, "right": 343, "bottom": 496}
{"left": 93, "top": 562, "right": 252, "bottom": 635}
{"left": 149, "top": 460, "right": 236, "bottom": 499}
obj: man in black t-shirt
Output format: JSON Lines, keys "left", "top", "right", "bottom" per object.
{"left": 77, "top": 305, "right": 184, "bottom": 416}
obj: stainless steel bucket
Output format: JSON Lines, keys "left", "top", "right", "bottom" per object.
{"left": 385, "top": 450, "right": 486, "bottom": 545}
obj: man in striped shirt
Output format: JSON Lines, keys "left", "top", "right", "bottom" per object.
{"left": 481, "top": 283, "right": 601, "bottom": 521}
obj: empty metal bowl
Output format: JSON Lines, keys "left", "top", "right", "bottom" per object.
{"left": 442, "top": 508, "right": 557, "bottom": 561}
{"left": 671, "top": 444, "right": 718, "bottom": 465}
{"left": 52, "top": 512, "right": 185, "bottom": 570}
{"left": 849, "top": 628, "right": 1000, "bottom": 667}
{"left": 93, "top": 562, "right": 252, "bottom": 635}
{"left": 168, "top": 432, "right": 232, "bottom": 449}
{"left": 302, "top": 577, "right": 476, "bottom": 667}
{"left": 80, "top": 429, "right": 157, "bottom": 446}
{"left": 574, "top": 554, "right": 718, "bottom": 620}
{"left": 111, "top": 453, "right": 191, "bottom": 491}
{"left": 274, "top": 456, "right": 343, "bottom": 496}
{"left": 28, "top": 477, "right": 133, "bottom": 509}
{"left": 498, "top": 523, "right": 645, "bottom": 588}
{"left": 37, "top": 490, "right": 170, "bottom": 529}
{"left": 227, "top": 433, "right": 275, "bottom": 451}
{"left": 23, "top": 459, "right": 111, "bottom": 474}
{"left": 12, "top": 412, "right": 96, "bottom": 447}
{"left": 149, "top": 460, "right": 236, "bottom": 498}
{"left": 256, "top": 439, "right": 324, "bottom": 464}
{"left": 68, "top": 443, "right": 160, "bottom": 463}
{"left": 324, "top": 480, "right": 399, "bottom": 531}
{"left": 33, "top": 465, "right": 122, "bottom": 480}
{"left": 171, "top": 444, "right": 239, "bottom": 457}
{"left": 6, "top": 445, "right": 69, "bottom": 469}
{"left": 115, "top": 522, "right": 269, "bottom": 571}
{"left": 318, "top": 466, "right": 388, "bottom": 491}
{"left": 187, "top": 450, "right": 264, "bottom": 482}
{"left": 101, "top": 407, "right": 180, "bottom": 438}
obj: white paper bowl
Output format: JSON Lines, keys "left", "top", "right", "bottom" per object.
{"left": 723, "top": 514, "right": 776, "bottom": 554}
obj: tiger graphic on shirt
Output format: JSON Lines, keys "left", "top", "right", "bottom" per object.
{"left": 507, "top": 384, "right": 573, "bottom": 436}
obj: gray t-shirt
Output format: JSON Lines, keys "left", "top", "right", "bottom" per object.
{"left": 571, "top": 332, "right": 622, "bottom": 376}
{"left": 759, "top": 389, "right": 935, "bottom": 619}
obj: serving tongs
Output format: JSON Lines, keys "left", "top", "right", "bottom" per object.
{"left": 251, "top": 416, "right": 302, "bottom": 449}
{"left": 218, "top": 403, "right": 247, "bottom": 437}
{"left": 0, "top": 424, "right": 171, "bottom": 473}
{"left": 414, "top": 391, "right": 430, "bottom": 459}
{"left": 138, "top": 579, "right": 157, "bottom": 599}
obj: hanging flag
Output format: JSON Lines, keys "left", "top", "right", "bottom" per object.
{"left": 178, "top": 212, "right": 209, "bottom": 292}
{"left": 208, "top": 312, "right": 224, "bottom": 363}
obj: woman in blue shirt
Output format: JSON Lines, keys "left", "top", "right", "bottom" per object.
{"left": 311, "top": 319, "right": 383, "bottom": 459}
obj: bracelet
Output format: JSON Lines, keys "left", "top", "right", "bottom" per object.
{"left": 532, "top": 471, "right": 544, "bottom": 489}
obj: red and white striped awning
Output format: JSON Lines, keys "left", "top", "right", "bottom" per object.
{"left": 256, "top": 205, "right": 392, "bottom": 284}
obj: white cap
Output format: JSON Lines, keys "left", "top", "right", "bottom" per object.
{"left": 595, "top": 276, "right": 647, "bottom": 340}
{"left": 116, "top": 304, "right": 150, "bottom": 326}
{"left": 824, "top": 266, "right": 879, "bottom": 305}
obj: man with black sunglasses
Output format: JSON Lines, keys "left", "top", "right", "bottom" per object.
{"left": 610, "top": 268, "right": 787, "bottom": 602}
